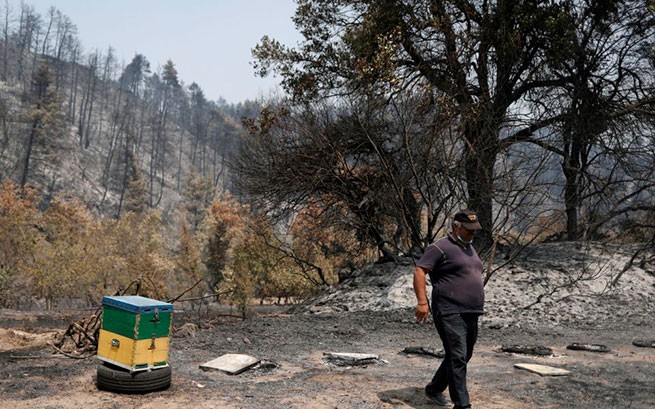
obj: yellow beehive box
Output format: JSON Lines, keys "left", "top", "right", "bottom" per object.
{"left": 97, "top": 329, "right": 170, "bottom": 371}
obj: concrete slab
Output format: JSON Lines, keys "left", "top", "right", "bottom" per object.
{"left": 199, "top": 353, "right": 260, "bottom": 375}
{"left": 514, "top": 363, "right": 571, "bottom": 376}
{"left": 324, "top": 352, "right": 379, "bottom": 366}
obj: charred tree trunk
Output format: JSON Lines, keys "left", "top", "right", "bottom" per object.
{"left": 464, "top": 123, "right": 499, "bottom": 254}
{"left": 562, "top": 152, "right": 580, "bottom": 241}
{"left": 20, "top": 124, "right": 37, "bottom": 187}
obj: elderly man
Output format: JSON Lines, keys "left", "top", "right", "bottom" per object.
{"left": 413, "top": 209, "right": 484, "bottom": 409}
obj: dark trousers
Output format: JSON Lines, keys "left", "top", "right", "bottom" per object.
{"left": 425, "top": 313, "right": 479, "bottom": 408}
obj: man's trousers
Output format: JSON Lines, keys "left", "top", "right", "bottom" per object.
{"left": 425, "top": 313, "right": 479, "bottom": 408}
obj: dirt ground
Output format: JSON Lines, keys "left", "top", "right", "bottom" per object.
{"left": 1, "top": 305, "right": 653, "bottom": 409}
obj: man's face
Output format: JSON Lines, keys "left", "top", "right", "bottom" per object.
{"left": 455, "top": 223, "right": 476, "bottom": 243}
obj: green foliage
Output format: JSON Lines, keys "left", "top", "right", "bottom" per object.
{"left": 120, "top": 54, "right": 151, "bottom": 95}
{"left": 0, "top": 181, "right": 179, "bottom": 308}
{"left": 233, "top": 97, "right": 457, "bottom": 257}
{"left": 290, "top": 201, "right": 373, "bottom": 283}
{"left": 219, "top": 214, "right": 315, "bottom": 316}
{"left": 199, "top": 197, "right": 338, "bottom": 312}
{"left": 27, "top": 196, "right": 94, "bottom": 309}
{"left": 122, "top": 151, "right": 148, "bottom": 214}
{"left": 182, "top": 170, "right": 215, "bottom": 230}
{"left": 0, "top": 179, "right": 373, "bottom": 311}
{"left": 21, "top": 63, "right": 67, "bottom": 187}
{"left": 0, "top": 266, "right": 11, "bottom": 306}
{"left": 229, "top": 217, "right": 313, "bottom": 305}
{"left": 0, "top": 182, "right": 41, "bottom": 307}
{"left": 199, "top": 194, "right": 246, "bottom": 293}
{"left": 29, "top": 63, "right": 66, "bottom": 141}
{"left": 162, "top": 60, "right": 180, "bottom": 88}
{"left": 250, "top": 0, "right": 655, "bottom": 251}
{"left": 107, "top": 211, "right": 175, "bottom": 300}
{"left": 174, "top": 222, "right": 205, "bottom": 307}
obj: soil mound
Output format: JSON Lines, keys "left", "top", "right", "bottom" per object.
{"left": 293, "top": 242, "right": 655, "bottom": 328}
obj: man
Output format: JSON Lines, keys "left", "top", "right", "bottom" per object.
{"left": 413, "top": 209, "right": 484, "bottom": 409}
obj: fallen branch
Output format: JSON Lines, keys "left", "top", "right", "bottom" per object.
{"left": 73, "top": 321, "right": 97, "bottom": 345}
{"left": 47, "top": 341, "right": 95, "bottom": 359}
{"left": 170, "top": 289, "right": 233, "bottom": 303}
{"left": 166, "top": 279, "right": 204, "bottom": 303}
{"left": 611, "top": 242, "right": 653, "bottom": 287}
{"left": 9, "top": 354, "right": 42, "bottom": 360}
{"left": 51, "top": 311, "right": 102, "bottom": 358}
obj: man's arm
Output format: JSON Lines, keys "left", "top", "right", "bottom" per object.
{"left": 413, "top": 266, "right": 430, "bottom": 323}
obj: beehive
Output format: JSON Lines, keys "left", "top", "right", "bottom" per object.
{"left": 97, "top": 295, "right": 173, "bottom": 372}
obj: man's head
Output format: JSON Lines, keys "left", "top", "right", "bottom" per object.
{"left": 452, "top": 209, "right": 481, "bottom": 245}
{"left": 453, "top": 209, "right": 482, "bottom": 230}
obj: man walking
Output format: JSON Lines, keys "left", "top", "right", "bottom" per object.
{"left": 413, "top": 209, "right": 484, "bottom": 409}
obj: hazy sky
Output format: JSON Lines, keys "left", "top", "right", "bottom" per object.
{"left": 23, "top": 0, "right": 302, "bottom": 103}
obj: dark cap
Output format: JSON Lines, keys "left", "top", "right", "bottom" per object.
{"left": 454, "top": 209, "right": 482, "bottom": 230}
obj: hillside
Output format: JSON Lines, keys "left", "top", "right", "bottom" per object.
{"left": 0, "top": 4, "right": 261, "bottom": 222}
{"left": 2, "top": 77, "right": 251, "bottom": 217}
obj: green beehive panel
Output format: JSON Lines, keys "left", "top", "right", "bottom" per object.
{"left": 136, "top": 309, "right": 171, "bottom": 339}
{"left": 101, "top": 305, "right": 136, "bottom": 338}
{"left": 102, "top": 305, "right": 171, "bottom": 340}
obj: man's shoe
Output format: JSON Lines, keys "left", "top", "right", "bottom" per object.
{"left": 425, "top": 389, "right": 448, "bottom": 406}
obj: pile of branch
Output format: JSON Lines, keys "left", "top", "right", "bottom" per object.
{"left": 48, "top": 311, "right": 102, "bottom": 359}
{"left": 46, "top": 280, "right": 146, "bottom": 359}
{"left": 48, "top": 280, "right": 227, "bottom": 359}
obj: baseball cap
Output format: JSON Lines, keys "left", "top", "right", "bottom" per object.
{"left": 454, "top": 209, "right": 482, "bottom": 230}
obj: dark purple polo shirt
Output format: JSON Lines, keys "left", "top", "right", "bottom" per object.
{"left": 417, "top": 235, "right": 484, "bottom": 315}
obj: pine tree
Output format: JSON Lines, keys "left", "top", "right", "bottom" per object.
{"left": 122, "top": 150, "right": 148, "bottom": 214}
{"left": 182, "top": 170, "right": 214, "bottom": 231}
{"left": 21, "top": 62, "right": 65, "bottom": 187}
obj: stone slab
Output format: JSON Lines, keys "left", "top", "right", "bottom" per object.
{"left": 324, "top": 352, "right": 378, "bottom": 360}
{"left": 514, "top": 363, "right": 571, "bottom": 376}
{"left": 199, "top": 353, "right": 260, "bottom": 375}
{"left": 324, "top": 352, "right": 379, "bottom": 366}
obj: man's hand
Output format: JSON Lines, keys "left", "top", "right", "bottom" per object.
{"left": 413, "top": 266, "right": 431, "bottom": 324}
{"left": 415, "top": 303, "right": 430, "bottom": 323}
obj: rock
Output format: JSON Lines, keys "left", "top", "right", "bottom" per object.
{"left": 632, "top": 340, "right": 655, "bottom": 348}
{"left": 566, "top": 343, "right": 611, "bottom": 353}
{"left": 501, "top": 344, "right": 553, "bottom": 356}
{"left": 173, "top": 323, "right": 198, "bottom": 338}
{"left": 200, "top": 354, "right": 260, "bottom": 375}
{"left": 401, "top": 346, "right": 445, "bottom": 358}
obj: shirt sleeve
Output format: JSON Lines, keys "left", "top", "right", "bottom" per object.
{"left": 416, "top": 244, "right": 445, "bottom": 272}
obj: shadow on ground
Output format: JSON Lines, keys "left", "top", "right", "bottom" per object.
{"left": 378, "top": 386, "right": 435, "bottom": 408}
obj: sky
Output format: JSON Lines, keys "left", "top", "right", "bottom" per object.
{"left": 23, "top": 0, "right": 302, "bottom": 104}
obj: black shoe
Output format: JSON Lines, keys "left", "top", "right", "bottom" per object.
{"left": 425, "top": 389, "right": 448, "bottom": 406}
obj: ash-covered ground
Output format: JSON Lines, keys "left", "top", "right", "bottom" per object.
{"left": 1, "top": 242, "right": 654, "bottom": 409}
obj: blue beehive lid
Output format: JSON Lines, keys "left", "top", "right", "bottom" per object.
{"left": 102, "top": 295, "right": 174, "bottom": 313}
